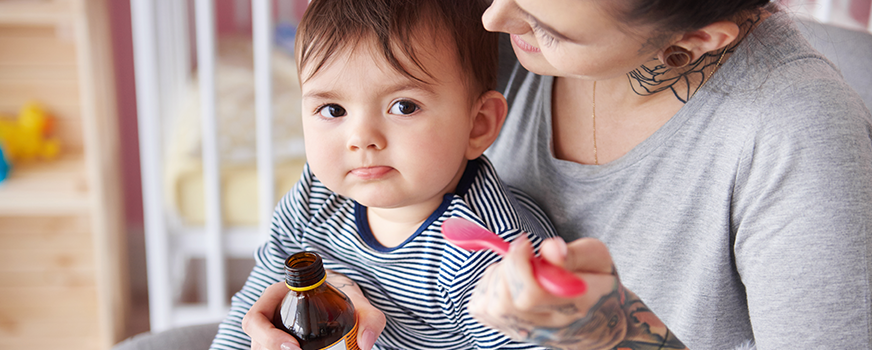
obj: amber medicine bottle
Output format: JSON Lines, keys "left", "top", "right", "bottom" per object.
{"left": 273, "top": 251, "right": 359, "bottom": 350}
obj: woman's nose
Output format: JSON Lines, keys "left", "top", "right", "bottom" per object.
{"left": 482, "top": 0, "right": 529, "bottom": 35}
{"left": 346, "top": 117, "right": 386, "bottom": 151}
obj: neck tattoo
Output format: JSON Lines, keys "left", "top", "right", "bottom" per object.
{"left": 626, "top": 11, "right": 763, "bottom": 103}
{"left": 591, "top": 46, "right": 727, "bottom": 165}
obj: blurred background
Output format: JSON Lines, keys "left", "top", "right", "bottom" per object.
{"left": 0, "top": 0, "right": 868, "bottom": 349}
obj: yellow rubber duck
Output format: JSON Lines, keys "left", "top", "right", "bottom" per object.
{"left": 0, "top": 102, "right": 61, "bottom": 162}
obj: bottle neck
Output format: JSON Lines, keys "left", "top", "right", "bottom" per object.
{"left": 284, "top": 251, "right": 327, "bottom": 291}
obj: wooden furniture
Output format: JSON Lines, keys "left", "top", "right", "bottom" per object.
{"left": 0, "top": 0, "right": 128, "bottom": 349}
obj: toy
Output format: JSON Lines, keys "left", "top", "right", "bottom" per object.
{"left": 0, "top": 102, "right": 61, "bottom": 162}
{"left": 0, "top": 145, "right": 9, "bottom": 183}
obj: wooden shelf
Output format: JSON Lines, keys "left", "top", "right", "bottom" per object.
{"left": 0, "top": 0, "right": 75, "bottom": 26}
{"left": 0, "top": 154, "right": 90, "bottom": 215}
{"left": 0, "top": 0, "right": 127, "bottom": 348}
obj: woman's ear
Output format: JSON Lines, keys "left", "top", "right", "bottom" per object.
{"left": 673, "top": 20, "right": 740, "bottom": 62}
{"left": 466, "top": 90, "right": 508, "bottom": 160}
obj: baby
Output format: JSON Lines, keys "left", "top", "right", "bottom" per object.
{"left": 211, "top": 0, "right": 556, "bottom": 349}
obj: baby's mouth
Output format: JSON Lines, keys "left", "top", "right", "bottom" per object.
{"left": 350, "top": 166, "right": 394, "bottom": 180}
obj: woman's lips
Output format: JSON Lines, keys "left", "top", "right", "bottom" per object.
{"left": 511, "top": 34, "right": 540, "bottom": 53}
{"left": 350, "top": 166, "right": 393, "bottom": 180}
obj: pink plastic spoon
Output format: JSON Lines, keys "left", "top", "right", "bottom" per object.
{"left": 441, "top": 217, "right": 587, "bottom": 297}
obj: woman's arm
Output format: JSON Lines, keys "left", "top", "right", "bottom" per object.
{"left": 469, "top": 236, "right": 688, "bottom": 350}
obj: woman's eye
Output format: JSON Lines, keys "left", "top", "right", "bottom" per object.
{"left": 527, "top": 16, "right": 559, "bottom": 47}
{"left": 532, "top": 24, "right": 557, "bottom": 47}
{"left": 318, "top": 104, "right": 346, "bottom": 118}
{"left": 389, "top": 100, "right": 419, "bottom": 115}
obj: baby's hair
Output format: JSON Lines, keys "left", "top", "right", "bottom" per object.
{"left": 295, "top": 0, "right": 498, "bottom": 98}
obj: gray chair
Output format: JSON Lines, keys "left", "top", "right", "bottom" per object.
{"left": 111, "top": 19, "right": 872, "bottom": 350}
{"left": 796, "top": 19, "right": 872, "bottom": 110}
{"left": 112, "top": 322, "right": 219, "bottom": 350}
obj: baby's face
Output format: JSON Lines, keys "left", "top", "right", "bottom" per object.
{"left": 300, "top": 34, "right": 476, "bottom": 211}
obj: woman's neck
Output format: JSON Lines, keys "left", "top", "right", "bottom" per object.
{"left": 551, "top": 76, "right": 682, "bottom": 165}
{"left": 550, "top": 8, "right": 772, "bottom": 166}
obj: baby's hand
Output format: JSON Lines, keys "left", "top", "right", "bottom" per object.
{"left": 242, "top": 282, "right": 300, "bottom": 350}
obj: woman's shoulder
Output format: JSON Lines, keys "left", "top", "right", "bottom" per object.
{"left": 719, "top": 11, "right": 871, "bottom": 132}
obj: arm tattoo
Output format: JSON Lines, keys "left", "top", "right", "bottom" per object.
{"left": 505, "top": 270, "right": 687, "bottom": 350}
{"left": 516, "top": 287, "right": 628, "bottom": 349}
{"left": 620, "top": 299, "right": 687, "bottom": 350}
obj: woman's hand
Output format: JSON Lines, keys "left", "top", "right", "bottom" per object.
{"left": 469, "top": 235, "right": 688, "bottom": 350}
{"left": 242, "top": 273, "right": 386, "bottom": 350}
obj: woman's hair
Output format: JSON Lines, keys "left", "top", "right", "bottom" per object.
{"left": 295, "top": 0, "right": 498, "bottom": 97}
{"left": 611, "top": 0, "right": 771, "bottom": 34}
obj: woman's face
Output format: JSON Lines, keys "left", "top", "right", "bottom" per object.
{"left": 482, "top": 0, "right": 666, "bottom": 80}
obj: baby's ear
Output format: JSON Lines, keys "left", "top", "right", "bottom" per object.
{"left": 466, "top": 90, "right": 508, "bottom": 159}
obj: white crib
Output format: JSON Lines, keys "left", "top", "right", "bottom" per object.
{"left": 131, "top": 0, "right": 308, "bottom": 332}
{"left": 130, "top": 0, "right": 872, "bottom": 334}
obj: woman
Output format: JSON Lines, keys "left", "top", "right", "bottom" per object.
{"left": 243, "top": 0, "right": 872, "bottom": 349}
{"left": 470, "top": 0, "right": 872, "bottom": 349}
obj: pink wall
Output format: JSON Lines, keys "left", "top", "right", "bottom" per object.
{"left": 108, "top": 0, "right": 142, "bottom": 227}
{"left": 851, "top": 0, "right": 872, "bottom": 25}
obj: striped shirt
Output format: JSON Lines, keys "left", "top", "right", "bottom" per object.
{"left": 211, "top": 156, "right": 556, "bottom": 350}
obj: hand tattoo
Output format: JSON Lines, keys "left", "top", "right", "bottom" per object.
{"left": 518, "top": 288, "right": 627, "bottom": 349}
{"left": 500, "top": 267, "right": 687, "bottom": 350}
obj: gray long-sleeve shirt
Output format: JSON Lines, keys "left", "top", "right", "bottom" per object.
{"left": 486, "top": 9, "right": 872, "bottom": 349}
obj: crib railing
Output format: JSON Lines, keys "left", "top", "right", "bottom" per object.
{"left": 132, "top": 0, "right": 174, "bottom": 332}
{"left": 132, "top": 0, "right": 285, "bottom": 332}
{"left": 131, "top": 0, "right": 871, "bottom": 334}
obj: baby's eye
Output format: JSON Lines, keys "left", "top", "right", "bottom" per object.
{"left": 318, "top": 104, "right": 346, "bottom": 118}
{"left": 388, "top": 100, "right": 419, "bottom": 115}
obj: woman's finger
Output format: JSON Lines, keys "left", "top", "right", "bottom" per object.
{"left": 537, "top": 236, "right": 568, "bottom": 268}
{"left": 242, "top": 282, "right": 301, "bottom": 350}
{"left": 503, "top": 233, "right": 548, "bottom": 310}
{"left": 561, "top": 238, "right": 614, "bottom": 275}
